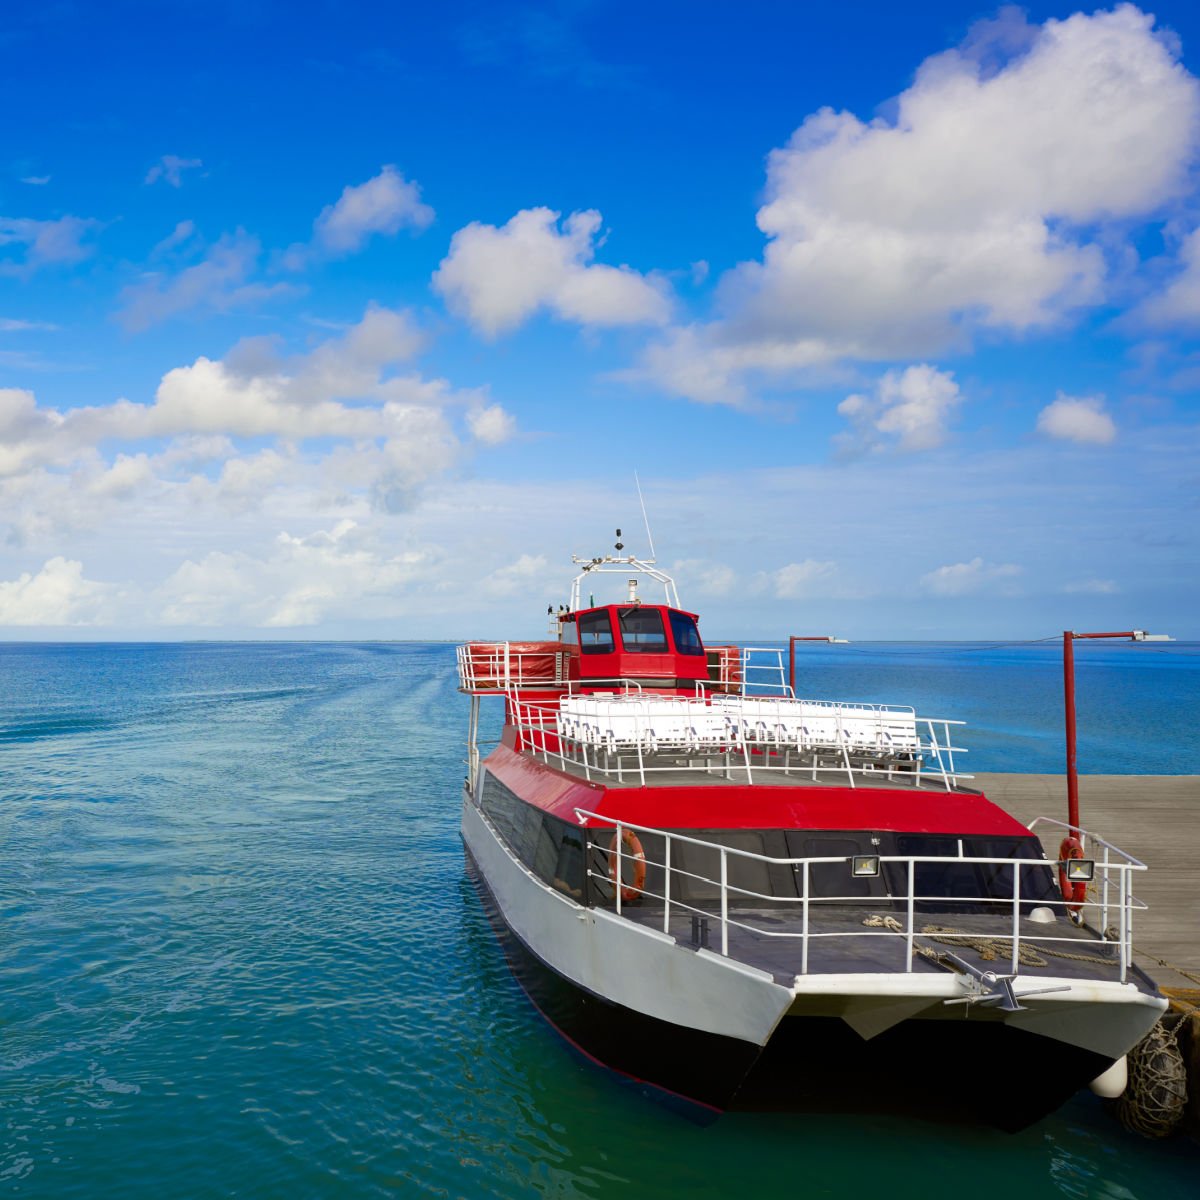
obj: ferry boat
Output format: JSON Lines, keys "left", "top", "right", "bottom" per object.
{"left": 457, "top": 545, "right": 1166, "bottom": 1130}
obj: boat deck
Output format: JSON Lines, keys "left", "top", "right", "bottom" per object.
{"left": 979, "top": 773, "right": 1200, "bottom": 993}
{"left": 618, "top": 902, "right": 1146, "bottom": 989}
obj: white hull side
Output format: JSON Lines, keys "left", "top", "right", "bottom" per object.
{"left": 462, "top": 793, "right": 793, "bottom": 1047}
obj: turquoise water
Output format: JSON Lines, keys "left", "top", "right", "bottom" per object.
{"left": 2, "top": 641, "right": 1198, "bottom": 1198}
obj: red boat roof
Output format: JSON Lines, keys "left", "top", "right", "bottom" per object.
{"left": 484, "top": 744, "right": 1031, "bottom": 838}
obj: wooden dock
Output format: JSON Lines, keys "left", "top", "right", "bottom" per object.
{"left": 976, "top": 773, "right": 1200, "bottom": 991}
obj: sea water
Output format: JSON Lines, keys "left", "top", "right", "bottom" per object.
{"left": 2, "top": 641, "right": 1198, "bottom": 1199}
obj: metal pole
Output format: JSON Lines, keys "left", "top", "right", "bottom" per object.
{"left": 789, "top": 636, "right": 796, "bottom": 695}
{"left": 1064, "top": 631, "right": 1079, "bottom": 835}
{"left": 1062, "top": 630, "right": 1142, "bottom": 836}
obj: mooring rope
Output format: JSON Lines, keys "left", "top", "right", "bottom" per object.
{"left": 861, "top": 914, "right": 1114, "bottom": 967}
{"left": 1117, "top": 1020, "right": 1189, "bottom": 1138}
{"left": 1138, "top": 952, "right": 1200, "bottom": 988}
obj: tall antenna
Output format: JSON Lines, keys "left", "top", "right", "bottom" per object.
{"left": 634, "top": 471, "right": 657, "bottom": 561}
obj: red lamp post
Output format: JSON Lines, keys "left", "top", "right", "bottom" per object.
{"left": 788, "top": 635, "right": 847, "bottom": 694}
{"left": 1062, "top": 629, "right": 1169, "bottom": 835}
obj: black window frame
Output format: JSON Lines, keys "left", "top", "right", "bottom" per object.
{"left": 668, "top": 610, "right": 705, "bottom": 656}
{"left": 617, "top": 607, "right": 668, "bottom": 654}
{"left": 578, "top": 609, "right": 616, "bottom": 655}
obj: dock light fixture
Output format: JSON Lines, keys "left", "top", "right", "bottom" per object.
{"left": 789, "top": 635, "right": 850, "bottom": 692}
{"left": 851, "top": 855, "right": 881, "bottom": 878}
{"left": 1062, "top": 629, "right": 1172, "bottom": 835}
{"left": 1064, "top": 858, "right": 1095, "bottom": 884}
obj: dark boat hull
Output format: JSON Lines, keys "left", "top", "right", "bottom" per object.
{"left": 465, "top": 841, "right": 1120, "bottom": 1131}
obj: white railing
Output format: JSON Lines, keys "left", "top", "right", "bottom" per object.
{"left": 507, "top": 689, "right": 969, "bottom": 790}
{"left": 1028, "top": 816, "right": 1148, "bottom": 966}
{"left": 576, "top": 809, "right": 1147, "bottom": 983}
{"left": 457, "top": 642, "right": 565, "bottom": 692}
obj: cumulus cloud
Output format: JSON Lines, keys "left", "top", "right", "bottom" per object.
{"left": 920, "top": 557, "right": 1022, "bottom": 596}
{"left": 674, "top": 556, "right": 847, "bottom": 600}
{"left": 0, "top": 557, "right": 114, "bottom": 626}
{"left": 117, "top": 230, "right": 297, "bottom": 331}
{"left": 1036, "top": 393, "right": 1117, "bottom": 444}
{"left": 433, "top": 207, "right": 670, "bottom": 337}
{"left": 483, "top": 554, "right": 548, "bottom": 597}
{"left": 0, "top": 215, "right": 98, "bottom": 276}
{"left": 283, "top": 166, "right": 434, "bottom": 269}
{"left": 156, "top": 520, "right": 433, "bottom": 627}
{"left": 144, "top": 155, "right": 203, "bottom": 187}
{"left": 467, "top": 404, "right": 517, "bottom": 445}
{"left": 769, "top": 560, "right": 840, "bottom": 599}
{"left": 639, "top": 5, "right": 1200, "bottom": 405}
{"left": 313, "top": 165, "right": 433, "bottom": 253}
{"left": 1129, "top": 227, "right": 1200, "bottom": 328}
{"left": 672, "top": 558, "right": 739, "bottom": 598}
{"left": 0, "top": 306, "right": 515, "bottom": 540}
{"left": 837, "top": 365, "right": 961, "bottom": 452}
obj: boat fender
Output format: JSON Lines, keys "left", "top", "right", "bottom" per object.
{"left": 609, "top": 829, "right": 647, "bottom": 903}
{"left": 1088, "top": 1055, "right": 1128, "bottom": 1099}
{"left": 1057, "top": 836, "right": 1088, "bottom": 922}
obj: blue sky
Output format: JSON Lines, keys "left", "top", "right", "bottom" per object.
{"left": 1, "top": 0, "right": 1198, "bottom": 639}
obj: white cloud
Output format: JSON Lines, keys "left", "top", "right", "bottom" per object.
{"left": 640, "top": 5, "right": 1200, "bottom": 405}
{"left": 1130, "top": 227, "right": 1200, "bottom": 328}
{"left": 770, "top": 559, "right": 840, "bottom": 599}
{"left": 0, "top": 317, "right": 58, "bottom": 332}
{"left": 0, "top": 215, "right": 98, "bottom": 276}
{"left": 21, "top": 175, "right": 51, "bottom": 186}
{"left": 467, "top": 404, "right": 517, "bottom": 445}
{"left": 144, "top": 155, "right": 203, "bottom": 187}
{"left": 151, "top": 220, "right": 200, "bottom": 258}
{"left": 483, "top": 554, "right": 548, "bottom": 597}
{"left": 282, "top": 167, "right": 434, "bottom": 269}
{"left": 1036, "top": 393, "right": 1117, "bottom": 444}
{"left": 675, "top": 556, "right": 847, "bottom": 600}
{"left": 433, "top": 207, "right": 670, "bottom": 337}
{"left": 310, "top": 165, "right": 433, "bottom": 257}
{"left": 0, "top": 306, "right": 513, "bottom": 548}
{"left": 920, "top": 557, "right": 1022, "bottom": 596}
{"left": 0, "top": 557, "right": 114, "bottom": 626}
{"left": 838, "top": 364, "right": 961, "bottom": 452}
{"left": 117, "top": 230, "right": 297, "bottom": 331}
{"left": 156, "top": 520, "right": 432, "bottom": 627}
{"left": 671, "top": 558, "right": 739, "bottom": 598}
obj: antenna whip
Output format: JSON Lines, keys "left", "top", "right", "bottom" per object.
{"left": 635, "top": 472, "right": 657, "bottom": 561}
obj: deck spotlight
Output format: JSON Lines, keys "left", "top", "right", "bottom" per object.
{"left": 851, "top": 855, "right": 881, "bottom": 878}
{"left": 1064, "top": 858, "right": 1095, "bottom": 883}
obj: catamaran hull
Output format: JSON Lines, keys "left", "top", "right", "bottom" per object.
{"left": 462, "top": 791, "right": 1166, "bottom": 1130}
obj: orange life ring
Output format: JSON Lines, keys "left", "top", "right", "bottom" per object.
{"left": 608, "top": 828, "right": 647, "bottom": 902}
{"left": 1058, "top": 835, "right": 1088, "bottom": 916}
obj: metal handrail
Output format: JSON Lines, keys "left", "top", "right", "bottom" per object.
{"left": 577, "top": 807, "right": 1147, "bottom": 981}
{"left": 506, "top": 690, "right": 971, "bottom": 790}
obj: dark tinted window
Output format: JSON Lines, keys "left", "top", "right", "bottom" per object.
{"left": 618, "top": 607, "right": 667, "bottom": 653}
{"left": 578, "top": 610, "right": 615, "bottom": 654}
{"left": 884, "top": 834, "right": 1057, "bottom": 913}
{"left": 480, "top": 772, "right": 586, "bottom": 900}
{"left": 672, "top": 832, "right": 771, "bottom": 902}
{"left": 669, "top": 611, "right": 705, "bottom": 656}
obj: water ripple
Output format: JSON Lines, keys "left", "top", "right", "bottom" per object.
{"left": 2, "top": 642, "right": 1197, "bottom": 1198}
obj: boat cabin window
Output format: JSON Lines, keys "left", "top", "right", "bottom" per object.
{"left": 884, "top": 834, "right": 1058, "bottom": 913}
{"left": 578, "top": 610, "right": 615, "bottom": 654}
{"left": 617, "top": 607, "right": 667, "bottom": 653}
{"left": 669, "top": 611, "right": 705, "bottom": 656}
